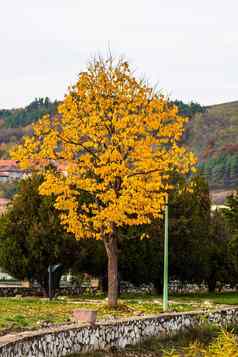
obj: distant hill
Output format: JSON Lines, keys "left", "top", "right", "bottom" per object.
{"left": 0, "top": 97, "right": 58, "bottom": 128}
{"left": 0, "top": 97, "right": 238, "bottom": 200}
{"left": 0, "top": 98, "right": 58, "bottom": 158}
{"left": 186, "top": 101, "right": 238, "bottom": 190}
{"left": 0, "top": 97, "right": 204, "bottom": 159}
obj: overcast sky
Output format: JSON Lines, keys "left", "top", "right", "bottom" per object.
{"left": 1, "top": 0, "right": 238, "bottom": 108}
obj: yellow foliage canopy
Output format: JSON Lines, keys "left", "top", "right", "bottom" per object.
{"left": 12, "top": 58, "right": 196, "bottom": 240}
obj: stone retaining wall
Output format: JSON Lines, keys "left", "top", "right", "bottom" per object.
{"left": 0, "top": 308, "right": 238, "bottom": 356}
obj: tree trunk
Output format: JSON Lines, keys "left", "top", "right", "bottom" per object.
{"left": 207, "top": 279, "right": 216, "bottom": 292}
{"left": 104, "top": 236, "right": 118, "bottom": 307}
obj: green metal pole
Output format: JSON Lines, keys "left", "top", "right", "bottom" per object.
{"left": 163, "top": 193, "right": 169, "bottom": 312}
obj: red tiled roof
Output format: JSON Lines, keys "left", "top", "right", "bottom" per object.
{"left": 0, "top": 159, "right": 68, "bottom": 173}
{"left": 0, "top": 160, "right": 21, "bottom": 173}
{"left": 0, "top": 160, "right": 18, "bottom": 167}
{"left": 0, "top": 160, "right": 20, "bottom": 173}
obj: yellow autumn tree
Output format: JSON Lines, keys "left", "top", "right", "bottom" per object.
{"left": 12, "top": 57, "right": 196, "bottom": 306}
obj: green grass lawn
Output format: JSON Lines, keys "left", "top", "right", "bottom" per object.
{"left": 0, "top": 292, "right": 238, "bottom": 335}
{"left": 172, "top": 291, "right": 238, "bottom": 306}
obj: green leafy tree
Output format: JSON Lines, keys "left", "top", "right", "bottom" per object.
{"left": 116, "top": 175, "right": 211, "bottom": 292}
{"left": 1, "top": 98, "right": 58, "bottom": 128}
{"left": 224, "top": 192, "right": 238, "bottom": 231}
{"left": 79, "top": 175, "right": 233, "bottom": 294}
{"left": 0, "top": 173, "right": 82, "bottom": 295}
{"left": 172, "top": 100, "right": 205, "bottom": 118}
{"left": 119, "top": 221, "right": 164, "bottom": 292}
{"left": 206, "top": 210, "right": 232, "bottom": 292}
{"left": 167, "top": 175, "right": 211, "bottom": 284}
{"left": 224, "top": 192, "right": 238, "bottom": 282}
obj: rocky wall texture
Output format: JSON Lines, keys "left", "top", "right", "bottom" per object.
{"left": 0, "top": 308, "right": 238, "bottom": 357}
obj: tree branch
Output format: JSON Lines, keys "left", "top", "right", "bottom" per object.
{"left": 58, "top": 134, "right": 99, "bottom": 161}
{"left": 127, "top": 168, "right": 161, "bottom": 178}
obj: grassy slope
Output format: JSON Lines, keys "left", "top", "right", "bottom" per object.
{"left": 186, "top": 101, "right": 238, "bottom": 159}
{"left": 184, "top": 101, "right": 238, "bottom": 199}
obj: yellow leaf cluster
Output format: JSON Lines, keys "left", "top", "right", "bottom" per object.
{"left": 11, "top": 57, "right": 196, "bottom": 240}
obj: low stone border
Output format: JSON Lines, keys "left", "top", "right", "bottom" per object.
{"left": 0, "top": 307, "right": 238, "bottom": 356}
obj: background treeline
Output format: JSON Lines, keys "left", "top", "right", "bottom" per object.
{"left": 200, "top": 152, "right": 238, "bottom": 189}
{"left": 0, "top": 171, "right": 236, "bottom": 295}
{"left": 172, "top": 100, "right": 205, "bottom": 117}
{"left": 0, "top": 98, "right": 203, "bottom": 129}
{"left": 0, "top": 98, "right": 58, "bottom": 158}
{"left": 0, "top": 97, "right": 58, "bottom": 128}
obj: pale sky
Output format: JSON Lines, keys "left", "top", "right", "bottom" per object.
{"left": 1, "top": 0, "right": 238, "bottom": 108}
